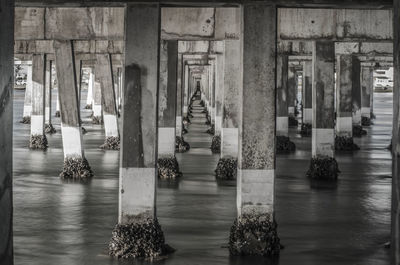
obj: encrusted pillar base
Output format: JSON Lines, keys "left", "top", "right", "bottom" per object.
{"left": 175, "top": 136, "right": 190, "bottom": 153}
{"left": 229, "top": 213, "right": 281, "bottom": 256}
{"left": 288, "top": 116, "right": 298, "bottom": 127}
{"left": 84, "top": 104, "right": 92, "bottom": 109}
{"left": 45, "top": 123, "right": 56, "bottom": 134}
{"left": 109, "top": 218, "right": 170, "bottom": 259}
{"left": 157, "top": 156, "right": 182, "bottom": 179}
{"left": 352, "top": 125, "right": 367, "bottom": 137}
{"left": 276, "top": 136, "right": 296, "bottom": 152}
{"left": 182, "top": 127, "right": 188, "bottom": 135}
{"left": 306, "top": 156, "right": 340, "bottom": 180}
{"left": 215, "top": 157, "right": 237, "bottom": 180}
{"left": 210, "top": 135, "right": 221, "bottom": 153}
{"left": 60, "top": 157, "right": 93, "bottom": 180}
{"left": 300, "top": 123, "right": 312, "bottom": 137}
{"left": 361, "top": 117, "right": 371, "bottom": 126}
{"left": 206, "top": 124, "right": 215, "bottom": 135}
{"left": 55, "top": 111, "right": 60, "bottom": 117}
{"left": 335, "top": 136, "right": 359, "bottom": 151}
{"left": 100, "top": 136, "right": 120, "bottom": 150}
{"left": 183, "top": 117, "right": 191, "bottom": 125}
{"left": 92, "top": 116, "right": 103, "bottom": 124}
{"left": 20, "top": 116, "right": 31, "bottom": 124}
{"left": 29, "top": 134, "right": 48, "bottom": 149}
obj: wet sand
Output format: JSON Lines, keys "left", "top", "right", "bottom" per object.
{"left": 13, "top": 90, "right": 392, "bottom": 265}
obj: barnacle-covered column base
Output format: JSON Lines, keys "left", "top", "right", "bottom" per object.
{"left": 60, "top": 156, "right": 93, "bottom": 180}
{"left": 157, "top": 156, "right": 182, "bottom": 179}
{"left": 29, "top": 134, "right": 48, "bottom": 149}
{"left": 211, "top": 135, "right": 221, "bottom": 153}
{"left": 276, "top": 136, "right": 296, "bottom": 152}
{"left": 335, "top": 136, "right": 359, "bottom": 151}
{"left": 100, "top": 136, "right": 120, "bottom": 150}
{"left": 45, "top": 124, "right": 56, "bottom": 134}
{"left": 215, "top": 157, "right": 237, "bottom": 180}
{"left": 175, "top": 136, "right": 190, "bottom": 153}
{"left": 306, "top": 156, "right": 340, "bottom": 180}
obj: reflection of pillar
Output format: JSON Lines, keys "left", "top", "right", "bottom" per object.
{"left": 54, "top": 40, "right": 92, "bottom": 179}
{"left": 302, "top": 60, "right": 312, "bottom": 124}
{"left": 231, "top": 4, "right": 280, "bottom": 257}
{"left": 361, "top": 66, "right": 373, "bottom": 121}
{"left": 276, "top": 54, "right": 289, "bottom": 137}
{"left": 22, "top": 63, "right": 33, "bottom": 122}
{"left": 95, "top": 54, "right": 119, "bottom": 149}
{"left": 30, "top": 54, "right": 47, "bottom": 149}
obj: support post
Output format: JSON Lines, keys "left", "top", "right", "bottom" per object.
{"left": 54, "top": 40, "right": 92, "bottom": 180}
{"left": 176, "top": 53, "right": 183, "bottom": 137}
{"left": 288, "top": 64, "right": 297, "bottom": 119}
{"left": 361, "top": 66, "right": 373, "bottom": 125}
{"left": 352, "top": 56, "right": 362, "bottom": 126}
{"left": 85, "top": 67, "right": 93, "bottom": 109}
{"left": 276, "top": 54, "right": 289, "bottom": 137}
{"left": 230, "top": 4, "right": 280, "bottom": 256}
{"left": 109, "top": 4, "right": 167, "bottom": 259}
{"left": 92, "top": 71, "right": 103, "bottom": 124}
{"left": 29, "top": 54, "right": 47, "bottom": 149}
{"left": 45, "top": 60, "right": 56, "bottom": 134}
{"left": 22, "top": 63, "right": 32, "bottom": 123}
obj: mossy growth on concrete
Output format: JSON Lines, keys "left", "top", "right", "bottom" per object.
{"left": 20, "top": 116, "right": 31, "bottom": 124}
{"left": 335, "top": 136, "right": 359, "bottom": 151}
{"left": 100, "top": 136, "right": 120, "bottom": 150}
{"left": 288, "top": 116, "right": 298, "bottom": 127}
{"left": 109, "top": 218, "right": 169, "bottom": 259}
{"left": 229, "top": 213, "right": 281, "bottom": 256}
{"left": 211, "top": 135, "right": 221, "bottom": 154}
{"left": 55, "top": 111, "right": 60, "bottom": 117}
{"left": 353, "top": 125, "right": 367, "bottom": 137}
{"left": 306, "top": 156, "right": 340, "bottom": 180}
{"left": 175, "top": 136, "right": 190, "bottom": 153}
{"left": 84, "top": 104, "right": 92, "bottom": 109}
{"left": 276, "top": 136, "right": 296, "bottom": 152}
{"left": 29, "top": 135, "right": 48, "bottom": 150}
{"left": 361, "top": 116, "right": 371, "bottom": 126}
{"left": 300, "top": 123, "right": 312, "bottom": 137}
{"left": 206, "top": 124, "right": 215, "bottom": 135}
{"left": 45, "top": 124, "right": 56, "bottom": 134}
{"left": 157, "top": 156, "right": 182, "bottom": 179}
{"left": 215, "top": 157, "right": 237, "bottom": 180}
{"left": 92, "top": 116, "right": 103, "bottom": 124}
{"left": 182, "top": 117, "right": 191, "bottom": 125}
{"left": 60, "top": 156, "right": 93, "bottom": 180}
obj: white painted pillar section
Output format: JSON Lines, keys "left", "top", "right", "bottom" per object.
{"left": 336, "top": 117, "right": 353, "bottom": 137}
{"left": 209, "top": 59, "right": 216, "bottom": 124}
{"left": 45, "top": 60, "right": 52, "bottom": 124}
{"left": 276, "top": 117, "right": 289, "bottom": 137}
{"left": 158, "top": 128, "right": 175, "bottom": 155}
{"left": 183, "top": 65, "right": 189, "bottom": 116}
{"left": 104, "top": 114, "right": 119, "bottom": 137}
{"left": 23, "top": 64, "right": 33, "bottom": 118}
{"left": 361, "top": 66, "right": 373, "bottom": 119}
{"left": 86, "top": 70, "right": 94, "bottom": 107}
{"left": 61, "top": 126, "right": 84, "bottom": 157}
{"left": 93, "top": 80, "right": 102, "bottom": 118}
{"left": 56, "top": 97, "right": 60, "bottom": 113}
{"left": 176, "top": 116, "right": 182, "bottom": 136}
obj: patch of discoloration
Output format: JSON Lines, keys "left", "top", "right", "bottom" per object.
{"left": 29, "top": 134, "right": 48, "bottom": 149}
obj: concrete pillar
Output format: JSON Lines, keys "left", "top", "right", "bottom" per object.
{"left": 215, "top": 53, "right": 224, "bottom": 135}
{"left": 22, "top": 63, "right": 32, "bottom": 123}
{"left": 29, "top": 54, "right": 47, "bottom": 149}
{"left": 45, "top": 60, "right": 52, "bottom": 125}
{"left": 352, "top": 57, "right": 362, "bottom": 126}
{"left": 75, "top": 59, "right": 82, "bottom": 105}
{"left": 86, "top": 68, "right": 93, "bottom": 108}
{"left": 95, "top": 54, "right": 119, "bottom": 149}
{"left": 209, "top": 58, "right": 216, "bottom": 125}
{"left": 307, "top": 41, "right": 338, "bottom": 180}
{"left": 276, "top": 54, "right": 289, "bottom": 137}
{"left": 0, "top": 0, "right": 14, "bottom": 262}
{"left": 183, "top": 64, "right": 189, "bottom": 117}
{"left": 336, "top": 55, "right": 353, "bottom": 138}
{"left": 230, "top": 4, "right": 280, "bottom": 256}
{"left": 176, "top": 53, "right": 183, "bottom": 137}
{"left": 158, "top": 40, "right": 178, "bottom": 158}
{"left": 221, "top": 40, "right": 241, "bottom": 158}
{"left": 92, "top": 71, "right": 102, "bottom": 124}
{"left": 54, "top": 40, "right": 92, "bottom": 180}
{"left": 392, "top": 1, "right": 400, "bottom": 262}
{"left": 361, "top": 66, "right": 373, "bottom": 123}
{"left": 109, "top": 4, "right": 167, "bottom": 259}
{"left": 288, "top": 65, "right": 297, "bottom": 118}
{"left": 302, "top": 60, "right": 312, "bottom": 124}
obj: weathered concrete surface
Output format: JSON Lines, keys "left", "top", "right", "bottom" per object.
{"left": 0, "top": 0, "right": 14, "bottom": 263}
{"left": 22, "top": 64, "right": 32, "bottom": 119}
{"left": 45, "top": 60, "right": 52, "bottom": 124}
{"left": 238, "top": 4, "right": 276, "bottom": 216}
{"left": 361, "top": 66, "right": 373, "bottom": 118}
{"left": 312, "top": 41, "right": 335, "bottom": 158}
{"left": 276, "top": 54, "right": 289, "bottom": 137}
{"left": 288, "top": 65, "right": 296, "bottom": 117}
{"left": 336, "top": 54, "right": 353, "bottom": 137}
{"left": 215, "top": 53, "right": 224, "bottom": 135}
{"left": 302, "top": 60, "right": 312, "bottom": 124}
{"left": 119, "top": 4, "right": 160, "bottom": 223}
{"left": 352, "top": 56, "right": 362, "bottom": 125}
{"left": 30, "top": 54, "right": 46, "bottom": 137}
{"left": 176, "top": 53, "right": 183, "bottom": 137}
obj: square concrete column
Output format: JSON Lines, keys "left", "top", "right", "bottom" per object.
{"left": 302, "top": 60, "right": 312, "bottom": 124}
{"left": 209, "top": 58, "right": 216, "bottom": 125}
{"left": 92, "top": 71, "right": 102, "bottom": 124}
{"left": 109, "top": 4, "right": 167, "bottom": 260}
{"left": 336, "top": 54, "right": 353, "bottom": 138}
{"left": 0, "top": 0, "right": 14, "bottom": 262}
{"left": 183, "top": 64, "right": 189, "bottom": 117}
{"left": 45, "top": 60, "right": 52, "bottom": 125}
{"left": 54, "top": 40, "right": 92, "bottom": 180}
{"left": 176, "top": 53, "right": 183, "bottom": 137}
{"left": 22, "top": 63, "right": 32, "bottom": 123}
{"left": 351, "top": 57, "right": 362, "bottom": 126}
{"left": 221, "top": 40, "right": 241, "bottom": 159}
{"left": 95, "top": 54, "right": 119, "bottom": 150}
{"left": 276, "top": 54, "right": 289, "bottom": 137}
{"left": 158, "top": 40, "right": 178, "bottom": 159}
{"left": 75, "top": 59, "right": 82, "bottom": 104}
{"left": 86, "top": 67, "right": 94, "bottom": 108}
{"left": 288, "top": 64, "right": 297, "bottom": 118}
{"left": 361, "top": 66, "right": 373, "bottom": 123}
{"left": 29, "top": 54, "right": 47, "bottom": 149}
{"left": 307, "top": 41, "right": 339, "bottom": 180}
{"left": 215, "top": 53, "right": 224, "bottom": 135}
{"left": 229, "top": 4, "right": 280, "bottom": 257}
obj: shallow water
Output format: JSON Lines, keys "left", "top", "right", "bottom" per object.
{"left": 13, "top": 90, "right": 392, "bottom": 265}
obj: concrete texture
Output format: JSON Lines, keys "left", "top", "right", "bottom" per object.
{"left": 302, "top": 60, "right": 312, "bottom": 124}
{"left": 277, "top": 54, "right": 289, "bottom": 136}
{"left": 336, "top": 54, "right": 353, "bottom": 137}
{"left": 30, "top": 54, "right": 46, "bottom": 137}
{"left": 352, "top": 56, "right": 362, "bottom": 125}
{"left": 361, "top": 66, "right": 373, "bottom": 118}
